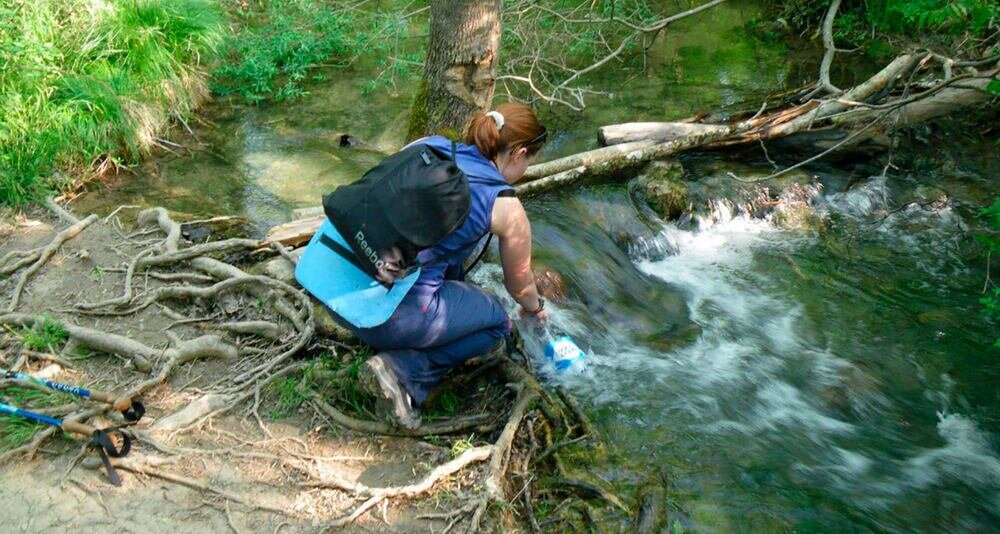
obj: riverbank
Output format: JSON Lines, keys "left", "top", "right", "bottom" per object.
{"left": 0, "top": 0, "right": 223, "bottom": 206}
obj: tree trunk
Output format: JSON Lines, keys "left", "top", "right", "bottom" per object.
{"left": 410, "top": 0, "right": 502, "bottom": 140}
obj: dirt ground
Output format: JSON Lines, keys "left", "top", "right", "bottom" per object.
{"left": 0, "top": 206, "right": 498, "bottom": 533}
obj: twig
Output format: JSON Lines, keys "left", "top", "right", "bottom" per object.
{"left": 984, "top": 250, "right": 992, "bottom": 293}
{"left": 725, "top": 111, "right": 890, "bottom": 183}
{"left": 44, "top": 198, "right": 80, "bottom": 225}
{"left": 817, "top": 0, "right": 843, "bottom": 96}
{"left": 486, "top": 385, "right": 538, "bottom": 500}
{"left": 102, "top": 205, "right": 141, "bottom": 225}
{"left": 555, "top": 386, "right": 596, "bottom": 438}
{"left": 270, "top": 241, "right": 299, "bottom": 267}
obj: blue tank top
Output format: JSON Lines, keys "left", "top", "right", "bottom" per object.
{"left": 409, "top": 136, "right": 512, "bottom": 299}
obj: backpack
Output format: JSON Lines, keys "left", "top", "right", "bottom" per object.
{"left": 321, "top": 142, "right": 471, "bottom": 285}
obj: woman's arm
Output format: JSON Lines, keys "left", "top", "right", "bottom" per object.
{"left": 491, "top": 196, "right": 546, "bottom": 318}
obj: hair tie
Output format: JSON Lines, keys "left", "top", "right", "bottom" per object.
{"left": 485, "top": 111, "right": 505, "bottom": 131}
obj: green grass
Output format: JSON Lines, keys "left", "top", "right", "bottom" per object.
{"left": 266, "top": 348, "right": 375, "bottom": 420}
{"left": 0, "top": 386, "right": 62, "bottom": 451}
{"left": 0, "top": 0, "right": 223, "bottom": 206}
{"left": 18, "top": 315, "right": 68, "bottom": 352}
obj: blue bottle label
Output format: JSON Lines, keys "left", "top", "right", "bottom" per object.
{"left": 545, "top": 336, "right": 586, "bottom": 371}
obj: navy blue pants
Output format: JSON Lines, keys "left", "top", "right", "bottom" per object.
{"left": 331, "top": 279, "right": 511, "bottom": 405}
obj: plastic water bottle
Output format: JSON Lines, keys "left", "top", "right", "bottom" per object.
{"left": 543, "top": 331, "right": 586, "bottom": 372}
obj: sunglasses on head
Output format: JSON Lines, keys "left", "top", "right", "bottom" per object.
{"left": 526, "top": 127, "right": 548, "bottom": 147}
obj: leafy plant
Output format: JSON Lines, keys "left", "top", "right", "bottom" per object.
{"left": 212, "top": 0, "right": 421, "bottom": 104}
{"left": 267, "top": 377, "right": 308, "bottom": 418}
{"left": 757, "top": 0, "right": 999, "bottom": 48}
{"left": 450, "top": 437, "right": 474, "bottom": 459}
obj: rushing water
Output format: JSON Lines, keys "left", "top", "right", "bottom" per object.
{"left": 75, "top": 0, "right": 999, "bottom": 531}
{"left": 493, "top": 167, "right": 999, "bottom": 532}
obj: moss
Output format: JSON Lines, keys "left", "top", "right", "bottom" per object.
{"left": 406, "top": 78, "right": 430, "bottom": 142}
{"left": 772, "top": 203, "right": 824, "bottom": 232}
{"left": 633, "top": 160, "right": 690, "bottom": 220}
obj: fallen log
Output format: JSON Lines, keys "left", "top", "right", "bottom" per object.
{"left": 263, "top": 53, "right": 996, "bottom": 243}
{"left": 598, "top": 122, "right": 731, "bottom": 146}
{"left": 598, "top": 58, "right": 997, "bottom": 153}
{"left": 265, "top": 214, "right": 324, "bottom": 247}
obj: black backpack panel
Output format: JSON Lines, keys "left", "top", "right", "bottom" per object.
{"left": 322, "top": 142, "right": 472, "bottom": 285}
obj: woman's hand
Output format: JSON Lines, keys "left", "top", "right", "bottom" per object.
{"left": 518, "top": 297, "right": 549, "bottom": 323}
{"left": 519, "top": 305, "right": 549, "bottom": 323}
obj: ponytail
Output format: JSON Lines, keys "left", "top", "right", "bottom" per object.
{"left": 466, "top": 112, "right": 504, "bottom": 161}
{"left": 464, "top": 102, "right": 546, "bottom": 162}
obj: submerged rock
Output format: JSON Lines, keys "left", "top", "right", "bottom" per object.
{"left": 631, "top": 159, "right": 690, "bottom": 221}
{"left": 686, "top": 161, "right": 824, "bottom": 227}
{"left": 772, "top": 182, "right": 826, "bottom": 232}
{"left": 530, "top": 188, "right": 699, "bottom": 349}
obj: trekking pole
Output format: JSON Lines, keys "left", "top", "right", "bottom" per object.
{"left": 1, "top": 368, "right": 144, "bottom": 422}
{"left": 0, "top": 402, "right": 132, "bottom": 485}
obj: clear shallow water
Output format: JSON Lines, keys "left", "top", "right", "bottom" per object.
{"left": 74, "top": 0, "right": 1000, "bottom": 530}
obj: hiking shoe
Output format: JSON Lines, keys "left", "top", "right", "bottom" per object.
{"left": 357, "top": 355, "right": 421, "bottom": 429}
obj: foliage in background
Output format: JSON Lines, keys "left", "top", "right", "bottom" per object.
{"left": 212, "top": 0, "right": 424, "bottom": 104}
{"left": 498, "top": 0, "right": 661, "bottom": 108}
{"left": 978, "top": 198, "right": 1000, "bottom": 348}
{"left": 758, "top": 0, "right": 998, "bottom": 57}
{"left": 0, "top": 0, "right": 224, "bottom": 206}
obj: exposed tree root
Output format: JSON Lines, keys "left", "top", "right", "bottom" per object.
{"left": 137, "top": 207, "right": 181, "bottom": 254}
{"left": 317, "top": 445, "right": 492, "bottom": 530}
{"left": 1, "top": 313, "right": 154, "bottom": 372}
{"left": 486, "top": 384, "right": 538, "bottom": 500}
{"left": 105, "top": 456, "right": 290, "bottom": 516}
{"left": 0, "top": 205, "right": 617, "bottom": 531}
{"left": 310, "top": 396, "right": 495, "bottom": 437}
{"left": 4, "top": 214, "right": 97, "bottom": 312}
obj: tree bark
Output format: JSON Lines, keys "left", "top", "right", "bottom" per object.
{"left": 413, "top": 0, "right": 502, "bottom": 139}
{"left": 598, "top": 122, "right": 732, "bottom": 146}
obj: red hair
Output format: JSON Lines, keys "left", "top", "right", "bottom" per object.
{"left": 464, "top": 102, "right": 546, "bottom": 161}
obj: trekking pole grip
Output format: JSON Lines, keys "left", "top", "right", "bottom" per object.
{"left": 111, "top": 396, "right": 132, "bottom": 412}
{"left": 61, "top": 420, "right": 96, "bottom": 436}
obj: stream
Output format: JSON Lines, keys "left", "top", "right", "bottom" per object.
{"left": 74, "top": 1, "right": 999, "bottom": 531}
